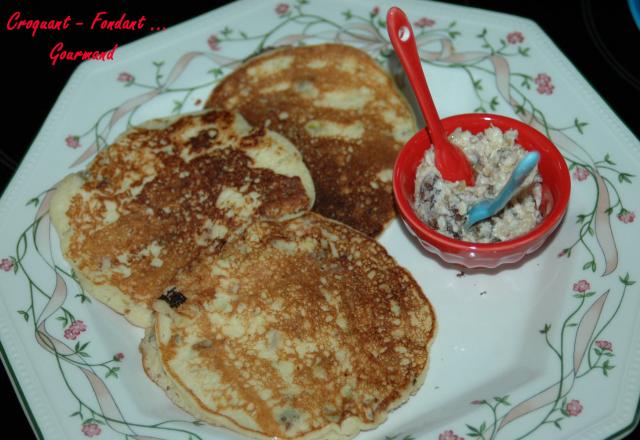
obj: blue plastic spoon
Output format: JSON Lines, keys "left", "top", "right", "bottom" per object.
{"left": 465, "top": 151, "right": 540, "bottom": 229}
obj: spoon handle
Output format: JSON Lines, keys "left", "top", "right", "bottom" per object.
{"left": 386, "top": 7, "right": 445, "bottom": 143}
{"left": 465, "top": 151, "right": 540, "bottom": 229}
{"left": 490, "top": 151, "right": 541, "bottom": 210}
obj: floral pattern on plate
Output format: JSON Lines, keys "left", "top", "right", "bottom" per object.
{"left": 1, "top": 1, "right": 638, "bottom": 439}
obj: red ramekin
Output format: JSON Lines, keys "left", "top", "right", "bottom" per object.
{"left": 393, "top": 113, "right": 571, "bottom": 268}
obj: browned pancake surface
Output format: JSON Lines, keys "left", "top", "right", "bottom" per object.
{"left": 147, "top": 213, "right": 435, "bottom": 439}
{"left": 52, "top": 110, "right": 313, "bottom": 326}
{"left": 206, "top": 44, "right": 415, "bottom": 237}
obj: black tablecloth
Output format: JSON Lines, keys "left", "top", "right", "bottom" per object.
{"left": 1, "top": 1, "right": 638, "bottom": 438}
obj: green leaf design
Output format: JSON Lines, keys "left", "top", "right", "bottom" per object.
{"left": 220, "top": 26, "right": 232, "bottom": 37}
{"left": 208, "top": 67, "right": 224, "bottom": 78}
{"left": 18, "top": 310, "right": 29, "bottom": 322}
{"left": 494, "top": 395, "right": 510, "bottom": 406}
{"left": 618, "top": 172, "right": 634, "bottom": 184}
{"left": 74, "top": 341, "right": 91, "bottom": 358}
{"left": 539, "top": 323, "right": 551, "bottom": 334}
{"left": 466, "top": 424, "right": 483, "bottom": 436}
{"left": 518, "top": 46, "right": 530, "bottom": 57}
{"left": 476, "top": 28, "right": 487, "bottom": 38}
{"left": 619, "top": 273, "right": 636, "bottom": 286}
{"left": 604, "top": 153, "right": 615, "bottom": 165}
{"left": 489, "top": 96, "right": 499, "bottom": 111}
{"left": 573, "top": 118, "right": 588, "bottom": 134}
{"left": 26, "top": 197, "right": 39, "bottom": 207}
{"left": 105, "top": 367, "right": 120, "bottom": 378}
{"left": 75, "top": 293, "right": 92, "bottom": 304}
{"left": 342, "top": 10, "right": 352, "bottom": 20}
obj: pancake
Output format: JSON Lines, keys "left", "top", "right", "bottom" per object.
{"left": 50, "top": 110, "right": 314, "bottom": 327}
{"left": 140, "top": 213, "right": 436, "bottom": 440}
{"left": 205, "top": 43, "right": 416, "bottom": 237}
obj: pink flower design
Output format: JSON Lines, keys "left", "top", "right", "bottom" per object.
{"left": 534, "top": 73, "right": 554, "bottom": 95}
{"left": 595, "top": 340, "right": 613, "bottom": 351}
{"left": 573, "top": 280, "right": 591, "bottom": 293}
{"left": 275, "top": 3, "right": 289, "bottom": 16}
{"left": 117, "top": 72, "right": 134, "bottom": 83}
{"left": 537, "top": 83, "right": 555, "bottom": 95}
{"left": 566, "top": 399, "right": 583, "bottom": 416}
{"left": 64, "top": 328, "right": 77, "bottom": 340}
{"left": 65, "top": 135, "right": 81, "bottom": 149}
{"left": 507, "top": 31, "right": 524, "bottom": 44}
{"left": 207, "top": 35, "right": 220, "bottom": 51}
{"left": 573, "top": 166, "right": 589, "bottom": 181}
{"left": 618, "top": 210, "right": 636, "bottom": 224}
{"left": 558, "top": 249, "right": 568, "bottom": 257}
{"left": 439, "top": 430, "right": 464, "bottom": 440}
{"left": 114, "top": 352, "right": 125, "bottom": 361}
{"left": 81, "top": 423, "right": 101, "bottom": 437}
{"left": 535, "top": 73, "right": 552, "bottom": 85}
{"left": 414, "top": 17, "right": 436, "bottom": 28}
{"left": 1, "top": 258, "right": 13, "bottom": 272}
{"left": 371, "top": 6, "right": 380, "bottom": 16}
{"left": 470, "top": 399, "right": 484, "bottom": 405}
{"left": 64, "top": 320, "right": 87, "bottom": 340}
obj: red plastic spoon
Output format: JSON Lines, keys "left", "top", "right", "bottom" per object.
{"left": 387, "top": 7, "right": 475, "bottom": 186}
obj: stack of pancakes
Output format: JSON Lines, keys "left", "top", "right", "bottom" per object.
{"left": 51, "top": 44, "right": 436, "bottom": 440}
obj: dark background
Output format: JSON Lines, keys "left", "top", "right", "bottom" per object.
{"left": 1, "top": 0, "right": 638, "bottom": 438}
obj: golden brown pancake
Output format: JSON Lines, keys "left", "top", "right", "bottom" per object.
{"left": 206, "top": 44, "right": 416, "bottom": 237}
{"left": 141, "top": 213, "right": 436, "bottom": 440}
{"left": 50, "top": 110, "right": 314, "bottom": 327}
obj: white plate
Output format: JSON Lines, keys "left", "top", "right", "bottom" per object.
{"left": 1, "top": 1, "right": 639, "bottom": 439}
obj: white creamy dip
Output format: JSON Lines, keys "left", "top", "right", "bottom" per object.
{"left": 413, "top": 126, "right": 542, "bottom": 243}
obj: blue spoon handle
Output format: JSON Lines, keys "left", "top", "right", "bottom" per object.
{"left": 465, "top": 151, "right": 540, "bottom": 228}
